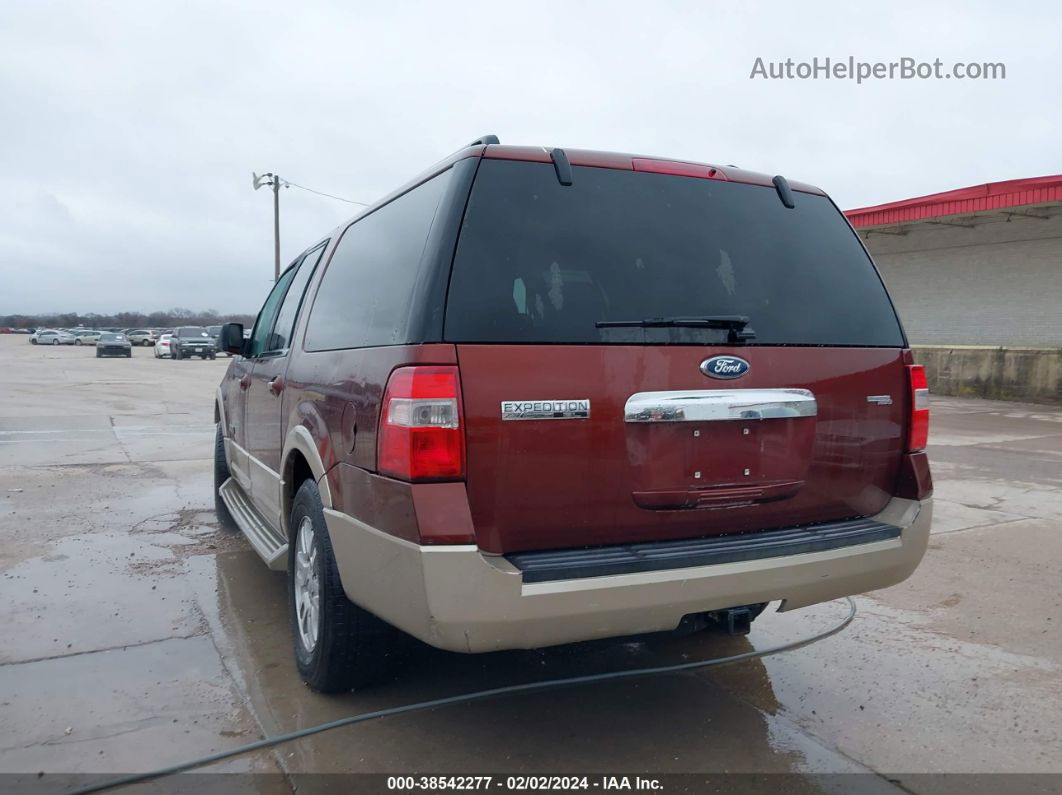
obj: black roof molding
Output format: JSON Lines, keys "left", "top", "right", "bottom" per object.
{"left": 550, "top": 148, "right": 573, "bottom": 186}
{"left": 773, "top": 175, "right": 796, "bottom": 209}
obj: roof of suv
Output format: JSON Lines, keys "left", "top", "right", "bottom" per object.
{"left": 320, "top": 139, "right": 828, "bottom": 245}
{"left": 478, "top": 145, "right": 825, "bottom": 196}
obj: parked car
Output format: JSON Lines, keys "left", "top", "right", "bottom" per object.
{"left": 154, "top": 333, "right": 173, "bottom": 359}
{"left": 96, "top": 332, "right": 132, "bottom": 358}
{"left": 126, "top": 329, "right": 158, "bottom": 347}
{"left": 171, "top": 326, "right": 216, "bottom": 360}
{"left": 73, "top": 330, "right": 101, "bottom": 346}
{"left": 214, "top": 137, "right": 932, "bottom": 693}
{"left": 34, "top": 329, "right": 76, "bottom": 346}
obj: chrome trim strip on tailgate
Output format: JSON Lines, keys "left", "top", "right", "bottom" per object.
{"left": 624, "top": 388, "right": 816, "bottom": 423}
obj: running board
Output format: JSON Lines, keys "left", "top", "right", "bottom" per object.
{"left": 219, "top": 478, "right": 288, "bottom": 570}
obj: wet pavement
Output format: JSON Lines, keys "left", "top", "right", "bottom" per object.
{"left": 0, "top": 336, "right": 1060, "bottom": 793}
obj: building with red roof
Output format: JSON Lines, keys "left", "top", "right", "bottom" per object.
{"left": 845, "top": 176, "right": 1062, "bottom": 402}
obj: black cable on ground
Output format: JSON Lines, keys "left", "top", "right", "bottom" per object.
{"left": 70, "top": 597, "right": 857, "bottom": 795}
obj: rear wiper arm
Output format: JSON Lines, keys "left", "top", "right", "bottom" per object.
{"left": 596, "top": 315, "right": 756, "bottom": 342}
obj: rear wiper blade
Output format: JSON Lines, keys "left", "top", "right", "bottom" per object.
{"left": 595, "top": 315, "right": 749, "bottom": 329}
{"left": 596, "top": 315, "right": 756, "bottom": 341}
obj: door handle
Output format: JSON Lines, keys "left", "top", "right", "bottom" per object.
{"left": 238, "top": 374, "right": 251, "bottom": 390}
{"left": 268, "top": 376, "right": 285, "bottom": 396}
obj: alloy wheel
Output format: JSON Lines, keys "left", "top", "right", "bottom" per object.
{"left": 293, "top": 516, "right": 321, "bottom": 653}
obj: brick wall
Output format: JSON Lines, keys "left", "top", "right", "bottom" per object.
{"left": 861, "top": 212, "right": 1062, "bottom": 346}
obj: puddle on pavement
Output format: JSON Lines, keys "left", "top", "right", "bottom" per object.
{"left": 213, "top": 548, "right": 872, "bottom": 780}
{"left": 0, "top": 520, "right": 286, "bottom": 779}
{"left": 713, "top": 598, "right": 1062, "bottom": 775}
{"left": 0, "top": 502, "right": 247, "bottom": 663}
{"left": 210, "top": 544, "right": 1062, "bottom": 778}
{"left": 4, "top": 411, "right": 1059, "bottom": 780}
{"left": 5, "top": 497, "right": 1060, "bottom": 779}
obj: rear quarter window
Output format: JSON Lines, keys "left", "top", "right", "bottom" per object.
{"left": 444, "top": 160, "right": 904, "bottom": 347}
{"left": 303, "top": 169, "right": 452, "bottom": 351}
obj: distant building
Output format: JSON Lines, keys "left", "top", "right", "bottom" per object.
{"left": 845, "top": 176, "right": 1062, "bottom": 403}
{"left": 846, "top": 175, "right": 1062, "bottom": 347}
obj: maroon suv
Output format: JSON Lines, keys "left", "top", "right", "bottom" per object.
{"left": 214, "top": 136, "right": 932, "bottom": 692}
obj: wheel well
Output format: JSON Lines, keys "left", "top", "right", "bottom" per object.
{"left": 284, "top": 450, "right": 315, "bottom": 535}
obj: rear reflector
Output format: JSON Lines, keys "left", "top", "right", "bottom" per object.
{"left": 907, "top": 364, "right": 929, "bottom": 452}
{"left": 378, "top": 366, "right": 465, "bottom": 481}
{"left": 631, "top": 158, "right": 728, "bottom": 181}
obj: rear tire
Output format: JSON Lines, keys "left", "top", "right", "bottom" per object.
{"left": 31, "top": 338, "right": 37, "bottom": 345}
{"left": 143, "top": 339, "right": 152, "bottom": 346}
{"left": 288, "top": 479, "right": 392, "bottom": 692}
{"left": 51, "top": 339, "right": 59, "bottom": 346}
{"left": 213, "top": 424, "right": 237, "bottom": 531}
{"left": 95, "top": 350, "right": 101, "bottom": 358}
{"left": 75, "top": 339, "right": 82, "bottom": 346}
{"left": 174, "top": 348, "right": 182, "bottom": 360}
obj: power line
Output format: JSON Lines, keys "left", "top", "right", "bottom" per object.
{"left": 280, "top": 179, "right": 370, "bottom": 206}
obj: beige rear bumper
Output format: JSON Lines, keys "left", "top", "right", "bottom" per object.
{"left": 324, "top": 497, "right": 931, "bottom": 653}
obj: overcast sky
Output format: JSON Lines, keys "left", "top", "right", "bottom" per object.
{"left": 1, "top": 0, "right": 1059, "bottom": 315}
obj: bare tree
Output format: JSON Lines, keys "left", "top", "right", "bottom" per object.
{"left": 1, "top": 310, "right": 256, "bottom": 329}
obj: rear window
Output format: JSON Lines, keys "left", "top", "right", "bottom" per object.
{"left": 444, "top": 160, "right": 904, "bottom": 347}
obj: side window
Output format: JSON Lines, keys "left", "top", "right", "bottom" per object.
{"left": 247, "top": 264, "right": 299, "bottom": 358}
{"left": 267, "top": 244, "right": 326, "bottom": 353}
{"left": 303, "top": 168, "right": 452, "bottom": 351}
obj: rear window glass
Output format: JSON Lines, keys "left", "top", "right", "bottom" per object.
{"left": 445, "top": 161, "right": 904, "bottom": 347}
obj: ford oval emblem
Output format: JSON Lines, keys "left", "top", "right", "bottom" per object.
{"left": 700, "top": 355, "right": 750, "bottom": 380}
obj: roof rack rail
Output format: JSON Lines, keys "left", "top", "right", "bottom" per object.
{"left": 468, "top": 134, "right": 500, "bottom": 147}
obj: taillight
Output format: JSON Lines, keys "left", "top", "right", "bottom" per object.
{"left": 377, "top": 366, "right": 465, "bottom": 481}
{"left": 907, "top": 364, "right": 929, "bottom": 452}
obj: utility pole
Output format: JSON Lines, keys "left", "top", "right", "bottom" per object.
{"left": 272, "top": 176, "right": 280, "bottom": 282}
{"left": 253, "top": 172, "right": 283, "bottom": 281}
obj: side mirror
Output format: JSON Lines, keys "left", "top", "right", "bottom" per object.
{"left": 221, "top": 323, "right": 245, "bottom": 355}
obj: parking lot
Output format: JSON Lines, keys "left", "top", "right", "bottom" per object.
{"left": 1, "top": 333, "right": 1060, "bottom": 792}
